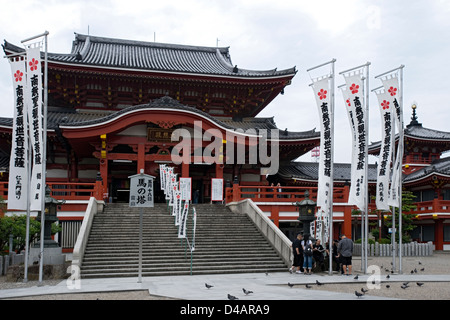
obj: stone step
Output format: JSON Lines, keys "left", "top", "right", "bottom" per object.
{"left": 80, "top": 203, "right": 287, "bottom": 278}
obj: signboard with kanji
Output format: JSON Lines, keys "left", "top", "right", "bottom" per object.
{"left": 211, "top": 178, "right": 224, "bottom": 202}
{"left": 129, "top": 170, "right": 155, "bottom": 208}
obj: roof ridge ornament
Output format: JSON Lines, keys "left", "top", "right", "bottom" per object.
{"left": 407, "top": 103, "right": 422, "bottom": 127}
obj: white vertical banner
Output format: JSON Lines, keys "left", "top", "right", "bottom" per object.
{"left": 374, "top": 89, "right": 394, "bottom": 211}
{"left": 173, "top": 191, "right": 182, "bottom": 225}
{"left": 343, "top": 72, "right": 367, "bottom": 210}
{"left": 191, "top": 207, "right": 197, "bottom": 252}
{"left": 340, "top": 85, "right": 358, "bottom": 198}
{"left": 159, "top": 164, "right": 167, "bottom": 192}
{"left": 178, "top": 202, "right": 190, "bottom": 238}
{"left": 168, "top": 173, "right": 177, "bottom": 206}
{"left": 7, "top": 58, "right": 29, "bottom": 210}
{"left": 311, "top": 76, "right": 333, "bottom": 213}
{"left": 380, "top": 75, "right": 402, "bottom": 208}
{"left": 26, "top": 44, "right": 44, "bottom": 211}
{"left": 164, "top": 167, "right": 173, "bottom": 199}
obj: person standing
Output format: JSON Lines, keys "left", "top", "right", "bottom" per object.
{"left": 290, "top": 233, "right": 303, "bottom": 274}
{"left": 302, "top": 235, "right": 314, "bottom": 275}
{"left": 337, "top": 234, "right": 354, "bottom": 276}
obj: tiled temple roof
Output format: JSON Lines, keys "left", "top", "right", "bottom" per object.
{"left": 3, "top": 33, "right": 296, "bottom": 79}
{"left": 277, "top": 161, "right": 378, "bottom": 183}
{"left": 0, "top": 96, "right": 319, "bottom": 141}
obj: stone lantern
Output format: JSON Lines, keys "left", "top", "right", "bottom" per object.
{"left": 34, "top": 185, "right": 66, "bottom": 248}
{"left": 293, "top": 190, "right": 317, "bottom": 241}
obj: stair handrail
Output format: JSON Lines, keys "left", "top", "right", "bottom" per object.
{"left": 227, "top": 199, "right": 293, "bottom": 267}
{"left": 72, "top": 197, "right": 105, "bottom": 270}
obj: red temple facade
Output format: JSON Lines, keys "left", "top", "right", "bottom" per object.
{"left": 1, "top": 34, "right": 319, "bottom": 251}
{"left": 1, "top": 34, "right": 449, "bottom": 251}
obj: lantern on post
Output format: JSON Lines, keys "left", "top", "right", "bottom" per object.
{"left": 293, "top": 190, "right": 317, "bottom": 241}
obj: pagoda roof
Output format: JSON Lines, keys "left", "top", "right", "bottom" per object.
{"left": 0, "top": 96, "right": 319, "bottom": 142}
{"left": 369, "top": 107, "right": 450, "bottom": 154}
{"left": 403, "top": 156, "right": 450, "bottom": 185}
{"left": 276, "top": 161, "right": 378, "bottom": 183}
{"left": 3, "top": 33, "right": 296, "bottom": 80}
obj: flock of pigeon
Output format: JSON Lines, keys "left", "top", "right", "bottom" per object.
{"left": 287, "top": 261, "right": 427, "bottom": 299}
{"left": 205, "top": 283, "right": 253, "bottom": 300}
{"left": 205, "top": 261, "right": 427, "bottom": 300}
{"left": 353, "top": 260, "right": 426, "bottom": 298}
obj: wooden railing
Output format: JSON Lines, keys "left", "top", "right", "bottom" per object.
{"left": 225, "top": 185, "right": 349, "bottom": 204}
{"left": 0, "top": 181, "right": 103, "bottom": 202}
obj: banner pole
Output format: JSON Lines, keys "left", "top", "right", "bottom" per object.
{"left": 398, "top": 66, "right": 404, "bottom": 274}
{"left": 328, "top": 59, "right": 335, "bottom": 276}
{"left": 138, "top": 207, "right": 143, "bottom": 283}
{"left": 364, "top": 63, "right": 371, "bottom": 274}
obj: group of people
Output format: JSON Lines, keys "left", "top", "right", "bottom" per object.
{"left": 289, "top": 233, "right": 354, "bottom": 275}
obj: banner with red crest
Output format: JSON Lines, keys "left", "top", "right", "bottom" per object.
{"left": 26, "top": 44, "right": 44, "bottom": 211}
{"left": 311, "top": 76, "right": 333, "bottom": 212}
{"left": 343, "top": 72, "right": 367, "bottom": 210}
{"left": 375, "top": 89, "right": 394, "bottom": 211}
{"left": 380, "top": 75, "right": 402, "bottom": 208}
{"left": 7, "top": 58, "right": 29, "bottom": 210}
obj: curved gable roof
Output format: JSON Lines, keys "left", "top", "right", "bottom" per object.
{"left": 3, "top": 33, "right": 296, "bottom": 79}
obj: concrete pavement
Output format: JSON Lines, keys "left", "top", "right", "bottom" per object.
{"left": 2, "top": 271, "right": 450, "bottom": 300}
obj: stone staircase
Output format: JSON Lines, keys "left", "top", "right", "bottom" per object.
{"left": 80, "top": 203, "right": 288, "bottom": 278}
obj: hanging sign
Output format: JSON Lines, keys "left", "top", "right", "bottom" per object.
{"left": 211, "top": 178, "right": 224, "bottom": 202}
{"left": 129, "top": 170, "right": 155, "bottom": 208}
{"left": 180, "top": 177, "right": 192, "bottom": 201}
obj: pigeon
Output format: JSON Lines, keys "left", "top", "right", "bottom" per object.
{"left": 354, "top": 275, "right": 359, "bottom": 280}
{"left": 361, "top": 288, "right": 369, "bottom": 293}
{"left": 418, "top": 261, "right": 422, "bottom": 265}
{"left": 305, "top": 284, "right": 312, "bottom": 289}
{"left": 355, "top": 291, "right": 364, "bottom": 298}
{"left": 420, "top": 268, "right": 425, "bottom": 272}
{"left": 416, "top": 282, "right": 424, "bottom": 287}
{"left": 386, "top": 274, "right": 390, "bottom": 279}
{"left": 372, "top": 280, "right": 376, "bottom": 285}
{"left": 265, "top": 272, "right": 269, "bottom": 276}
{"left": 288, "top": 282, "right": 295, "bottom": 288}
{"left": 414, "top": 268, "right": 418, "bottom": 273}
{"left": 410, "top": 270, "right": 415, "bottom": 274}
{"left": 242, "top": 288, "right": 253, "bottom": 295}
{"left": 205, "top": 283, "right": 214, "bottom": 289}
{"left": 401, "top": 284, "right": 409, "bottom": 289}
{"left": 386, "top": 285, "right": 391, "bottom": 289}
{"left": 403, "top": 282, "right": 410, "bottom": 286}
{"left": 228, "top": 294, "right": 239, "bottom": 300}
{"left": 316, "top": 280, "right": 324, "bottom": 286}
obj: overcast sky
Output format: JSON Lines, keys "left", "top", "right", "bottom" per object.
{"left": 1, "top": 0, "right": 449, "bottom": 164}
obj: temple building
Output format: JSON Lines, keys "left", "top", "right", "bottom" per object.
{"left": 0, "top": 33, "right": 319, "bottom": 250}
{"left": 1, "top": 33, "right": 449, "bottom": 252}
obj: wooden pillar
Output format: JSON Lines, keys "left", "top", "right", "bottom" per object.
{"left": 343, "top": 206, "right": 353, "bottom": 239}
{"left": 100, "top": 134, "right": 108, "bottom": 196}
{"left": 271, "top": 205, "right": 280, "bottom": 227}
{"left": 215, "top": 163, "right": 223, "bottom": 179}
{"left": 137, "top": 143, "right": 145, "bottom": 173}
{"left": 182, "top": 162, "right": 189, "bottom": 178}
{"left": 435, "top": 219, "right": 444, "bottom": 250}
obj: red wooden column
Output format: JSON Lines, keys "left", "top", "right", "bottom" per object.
{"left": 215, "top": 163, "right": 224, "bottom": 179}
{"left": 182, "top": 163, "right": 189, "bottom": 177}
{"left": 343, "top": 206, "right": 353, "bottom": 239}
{"left": 137, "top": 143, "right": 145, "bottom": 173}
{"left": 99, "top": 134, "right": 108, "bottom": 196}
{"left": 435, "top": 219, "right": 444, "bottom": 250}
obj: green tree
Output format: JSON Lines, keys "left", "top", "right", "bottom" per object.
{"left": 0, "top": 215, "right": 62, "bottom": 254}
{"left": 383, "top": 190, "right": 417, "bottom": 243}
{"left": 0, "top": 215, "right": 41, "bottom": 253}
